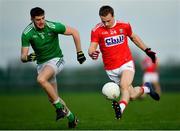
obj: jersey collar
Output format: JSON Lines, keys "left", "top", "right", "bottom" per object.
{"left": 110, "top": 20, "right": 117, "bottom": 28}
{"left": 111, "top": 20, "right": 117, "bottom": 28}
{"left": 102, "top": 20, "right": 117, "bottom": 28}
{"left": 32, "top": 22, "right": 46, "bottom": 31}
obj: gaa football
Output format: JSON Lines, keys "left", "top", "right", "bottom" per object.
{"left": 102, "top": 82, "right": 120, "bottom": 99}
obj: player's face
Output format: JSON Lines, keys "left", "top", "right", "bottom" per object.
{"left": 32, "top": 15, "right": 45, "bottom": 29}
{"left": 100, "top": 13, "right": 115, "bottom": 28}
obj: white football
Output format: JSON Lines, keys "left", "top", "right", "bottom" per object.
{"left": 102, "top": 82, "right": 120, "bottom": 99}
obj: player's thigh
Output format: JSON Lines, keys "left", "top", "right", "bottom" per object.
{"left": 37, "top": 65, "right": 55, "bottom": 82}
{"left": 48, "top": 58, "right": 65, "bottom": 75}
{"left": 120, "top": 70, "right": 134, "bottom": 88}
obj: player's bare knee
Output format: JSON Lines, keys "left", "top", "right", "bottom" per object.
{"left": 37, "top": 76, "right": 46, "bottom": 85}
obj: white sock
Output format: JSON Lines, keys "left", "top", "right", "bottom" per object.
{"left": 53, "top": 97, "right": 60, "bottom": 104}
{"left": 119, "top": 100, "right": 127, "bottom": 113}
{"left": 66, "top": 111, "right": 71, "bottom": 117}
{"left": 142, "top": 86, "right": 150, "bottom": 93}
{"left": 119, "top": 103, "right": 126, "bottom": 113}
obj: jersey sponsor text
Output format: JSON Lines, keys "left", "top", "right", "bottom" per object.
{"left": 105, "top": 35, "right": 124, "bottom": 47}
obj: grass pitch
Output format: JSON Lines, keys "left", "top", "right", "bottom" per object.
{"left": 0, "top": 92, "right": 180, "bottom": 130}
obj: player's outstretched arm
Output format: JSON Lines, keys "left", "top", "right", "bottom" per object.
{"left": 130, "top": 33, "right": 156, "bottom": 63}
{"left": 129, "top": 33, "right": 147, "bottom": 51}
{"left": 63, "top": 26, "right": 86, "bottom": 64}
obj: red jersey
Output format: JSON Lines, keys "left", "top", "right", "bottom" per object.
{"left": 142, "top": 56, "right": 158, "bottom": 73}
{"left": 91, "top": 20, "right": 133, "bottom": 70}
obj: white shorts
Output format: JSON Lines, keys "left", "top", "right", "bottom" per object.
{"left": 37, "top": 57, "right": 65, "bottom": 83}
{"left": 106, "top": 60, "right": 135, "bottom": 85}
{"left": 143, "top": 72, "right": 159, "bottom": 83}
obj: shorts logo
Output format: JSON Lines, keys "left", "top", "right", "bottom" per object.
{"left": 105, "top": 35, "right": 124, "bottom": 47}
{"left": 56, "top": 58, "right": 64, "bottom": 68}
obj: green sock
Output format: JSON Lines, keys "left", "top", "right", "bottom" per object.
{"left": 67, "top": 112, "right": 75, "bottom": 122}
{"left": 54, "top": 102, "right": 63, "bottom": 109}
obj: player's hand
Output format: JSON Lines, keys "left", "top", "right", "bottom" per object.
{"left": 144, "top": 48, "right": 156, "bottom": 63}
{"left": 77, "top": 51, "right": 86, "bottom": 64}
{"left": 27, "top": 52, "right": 37, "bottom": 62}
{"left": 89, "top": 50, "right": 100, "bottom": 60}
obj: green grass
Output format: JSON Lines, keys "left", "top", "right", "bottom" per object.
{"left": 0, "top": 92, "right": 180, "bottom": 130}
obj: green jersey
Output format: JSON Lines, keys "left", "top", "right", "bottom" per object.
{"left": 21, "top": 20, "right": 66, "bottom": 64}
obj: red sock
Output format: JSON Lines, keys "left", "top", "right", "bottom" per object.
{"left": 141, "top": 86, "right": 144, "bottom": 94}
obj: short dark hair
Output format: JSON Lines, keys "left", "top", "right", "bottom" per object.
{"left": 30, "top": 7, "right": 45, "bottom": 18}
{"left": 99, "top": 5, "right": 114, "bottom": 16}
{"left": 99, "top": 5, "right": 114, "bottom": 17}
